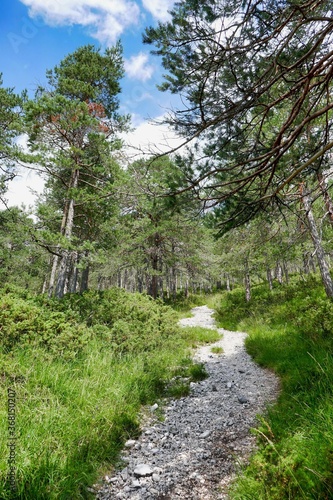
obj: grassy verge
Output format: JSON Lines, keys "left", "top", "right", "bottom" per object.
{"left": 0, "top": 287, "right": 218, "bottom": 499}
{"left": 215, "top": 276, "right": 333, "bottom": 499}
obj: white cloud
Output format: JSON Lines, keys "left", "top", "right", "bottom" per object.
{"left": 141, "top": 0, "right": 175, "bottom": 22}
{"left": 122, "top": 115, "right": 185, "bottom": 160}
{"left": 124, "top": 52, "right": 154, "bottom": 81}
{"left": 20, "top": 0, "right": 141, "bottom": 44}
{"left": 6, "top": 168, "right": 45, "bottom": 209}
{"left": 6, "top": 120, "right": 184, "bottom": 208}
{"left": 19, "top": 0, "right": 177, "bottom": 44}
{"left": 5, "top": 135, "right": 45, "bottom": 209}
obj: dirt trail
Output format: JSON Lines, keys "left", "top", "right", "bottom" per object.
{"left": 95, "top": 306, "right": 279, "bottom": 499}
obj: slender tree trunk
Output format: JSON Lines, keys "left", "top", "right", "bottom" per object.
{"left": 68, "top": 251, "right": 79, "bottom": 293}
{"left": 117, "top": 270, "right": 122, "bottom": 288}
{"left": 41, "top": 276, "right": 48, "bottom": 295}
{"left": 123, "top": 268, "right": 129, "bottom": 291}
{"left": 185, "top": 279, "right": 189, "bottom": 299}
{"left": 317, "top": 170, "right": 333, "bottom": 224}
{"left": 97, "top": 275, "right": 103, "bottom": 291}
{"left": 244, "top": 259, "right": 251, "bottom": 302}
{"left": 301, "top": 184, "right": 333, "bottom": 299}
{"left": 303, "top": 250, "right": 310, "bottom": 274}
{"left": 266, "top": 267, "right": 273, "bottom": 291}
{"left": 137, "top": 272, "right": 143, "bottom": 293}
{"left": 283, "top": 260, "right": 289, "bottom": 284}
{"left": 226, "top": 273, "right": 231, "bottom": 292}
{"left": 276, "top": 262, "right": 283, "bottom": 284}
{"left": 159, "top": 278, "right": 164, "bottom": 299}
{"left": 48, "top": 255, "right": 59, "bottom": 297}
{"left": 148, "top": 232, "right": 161, "bottom": 300}
{"left": 80, "top": 251, "right": 90, "bottom": 293}
{"left": 55, "top": 168, "right": 79, "bottom": 299}
{"left": 150, "top": 263, "right": 159, "bottom": 299}
{"left": 310, "top": 255, "right": 316, "bottom": 273}
{"left": 79, "top": 266, "right": 89, "bottom": 293}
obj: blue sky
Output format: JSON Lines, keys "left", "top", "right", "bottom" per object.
{"left": 0, "top": 0, "right": 178, "bottom": 123}
{"left": 0, "top": 0, "right": 183, "bottom": 207}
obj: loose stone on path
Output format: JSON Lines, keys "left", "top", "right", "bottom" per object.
{"left": 95, "top": 305, "right": 279, "bottom": 499}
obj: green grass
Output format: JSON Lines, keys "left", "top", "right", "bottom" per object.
{"left": 0, "top": 287, "right": 220, "bottom": 499}
{"left": 211, "top": 346, "right": 223, "bottom": 355}
{"left": 179, "top": 326, "right": 221, "bottom": 347}
{"left": 215, "top": 276, "right": 333, "bottom": 499}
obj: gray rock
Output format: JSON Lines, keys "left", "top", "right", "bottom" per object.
{"left": 134, "top": 464, "right": 153, "bottom": 477}
{"left": 131, "top": 480, "right": 141, "bottom": 488}
{"left": 238, "top": 396, "right": 249, "bottom": 404}
{"left": 199, "top": 430, "right": 211, "bottom": 439}
{"left": 124, "top": 439, "right": 136, "bottom": 448}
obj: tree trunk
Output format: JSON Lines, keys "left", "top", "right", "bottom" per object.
{"left": 301, "top": 184, "right": 333, "bottom": 299}
{"left": 48, "top": 254, "right": 59, "bottom": 297}
{"left": 266, "top": 267, "right": 273, "bottom": 291}
{"left": 303, "top": 250, "right": 310, "bottom": 274}
{"left": 80, "top": 251, "right": 90, "bottom": 293}
{"left": 226, "top": 273, "right": 231, "bottom": 292}
{"left": 317, "top": 170, "right": 333, "bottom": 224}
{"left": 276, "top": 262, "right": 283, "bottom": 284}
{"left": 148, "top": 232, "right": 161, "bottom": 299}
{"left": 185, "top": 279, "right": 189, "bottom": 299}
{"left": 137, "top": 272, "right": 143, "bottom": 293}
{"left": 283, "top": 260, "right": 289, "bottom": 284}
{"left": 244, "top": 259, "right": 251, "bottom": 302}
{"left": 54, "top": 168, "right": 79, "bottom": 299}
{"left": 68, "top": 251, "right": 79, "bottom": 293}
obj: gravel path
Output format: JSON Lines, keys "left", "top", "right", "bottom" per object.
{"left": 95, "top": 306, "right": 279, "bottom": 499}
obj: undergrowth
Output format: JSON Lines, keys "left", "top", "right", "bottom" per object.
{"left": 215, "top": 275, "right": 333, "bottom": 499}
{"left": 0, "top": 286, "right": 216, "bottom": 499}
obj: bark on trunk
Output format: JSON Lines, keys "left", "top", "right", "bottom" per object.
{"left": 266, "top": 267, "right": 273, "bottom": 291}
{"left": 283, "top": 261, "right": 289, "bottom": 284}
{"left": 301, "top": 184, "right": 333, "bottom": 299}
{"left": 48, "top": 254, "right": 59, "bottom": 297}
{"left": 244, "top": 259, "right": 251, "bottom": 302}
{"left": 148, "top": 232, "right": 161, "bottom": 300}
{"left": 68, "top": 251, "right": 79, "bottom": 293}
{"left": 79, "top": 266, "right": 89, "bottom": 293}
{"left": 303, "top": 251, "right": 310, "bottom": 274}
{"left": 80, "top": 252, "right": 90, "bottom": 293}
{"left": 226, "top": 273, "right": 231, "bottom": 292}
{"left": 54, "top": 168, "right": 79, "bottom": 299}
{"left": 317, "top": 170, "right": 333, "bottom": 224}
{"left": 185, "top": 280, "right": 189, "bottom": 299}
{"left": 276, "top": 262, "right": 283, "bottom": 284}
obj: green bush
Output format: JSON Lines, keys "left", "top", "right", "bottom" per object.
{"left": 0, "top": 294, "right": 92, "bottom": 360}
{"left": 0, "top": 288, "right": 179, "bottom": 358}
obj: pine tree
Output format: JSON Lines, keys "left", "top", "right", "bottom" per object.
{"left": 24, "top": 44, "right": 129, "bottom": 297}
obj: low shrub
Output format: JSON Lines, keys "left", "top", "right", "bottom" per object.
{"left": 0, "top": 294, "right": 92, "bottom": 360}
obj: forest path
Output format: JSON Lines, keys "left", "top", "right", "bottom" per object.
{"left": 95, "top": 306, "right": 279, "bottom": 499}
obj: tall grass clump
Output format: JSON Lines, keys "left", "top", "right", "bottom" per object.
{"left": 215, "top": 276, "right": 333, "bottom": 499}
{"left": 0, "top": 286, "right": 214, "bottom": 499}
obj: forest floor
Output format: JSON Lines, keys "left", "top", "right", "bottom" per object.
{"left": 95, "top": 305, "right": 279, "bottom": 499}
